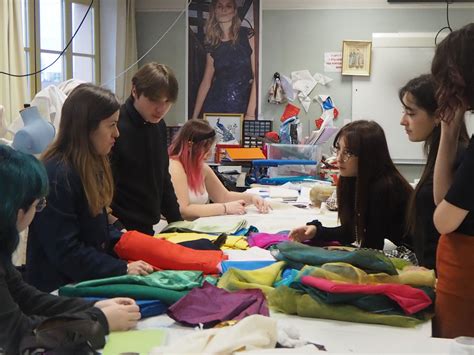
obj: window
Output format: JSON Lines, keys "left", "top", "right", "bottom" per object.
{"left": 21, "top": 0, "right": 100, "bottom": 100}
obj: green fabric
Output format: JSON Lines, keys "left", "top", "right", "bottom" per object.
{"left": 59, "top": 271, "right": 217, "bottom": 304}
{"left": 268, "top": 286, "right": 429, "bottom": 328}
{"left": 163, "top": 219, "right": 247, "bottom": 235}
{"left": 61, "top": 271, "right": 216, "bottom": 290}
{"left": 271, "top": 242, "right": 397, "bottom": 275}
{"left": 292, "top": 282, "right": 434, "bottom": 318}
{"left": 217, "top": 261, "right": 285, "bottom": 296}
{"left": 59, "top": 284, "right": 186, "bottom": 304}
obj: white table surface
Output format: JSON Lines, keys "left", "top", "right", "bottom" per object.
{"left": 147, "top": 201, "right": 449, "bottom": 353}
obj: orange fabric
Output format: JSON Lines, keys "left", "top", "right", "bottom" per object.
{"left": 434, "top": 233, "right": 474, "bottom": 338}
{"left": 114, "top": 231, "right": 227, "bottom": 274}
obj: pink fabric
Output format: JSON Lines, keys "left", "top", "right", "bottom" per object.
{"left": 300, "top": 276, "right": 432, "bottom": 315}
{"left": 114, "top": 230, "right": 227, "bottom": 274}
{"left": 247, "top": 232, "right": 289, "bottom": 248}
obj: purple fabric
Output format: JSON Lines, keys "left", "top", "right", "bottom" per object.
{"left": 247, "top": 232, "right": 289, "bottom": 249}
{"left": 167, "top": 282, "right": 269, "bottom": 328}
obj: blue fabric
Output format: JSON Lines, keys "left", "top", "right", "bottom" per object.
{"left": 203, "top": 27, "right": 253, "bottom": 115}
{"left": 233, "top": 225, "right": 258, "bottom": 236}
{"left": 85, "top": 298, "right": 168, "bottom": 319}
{"left": 221, "top": 260, "right": 275, "bottom": 273}
{"left": 274, "top": 268, "right": 299, "bottom": 287}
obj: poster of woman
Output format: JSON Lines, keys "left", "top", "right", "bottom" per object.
{"left": 188, "top": 0, "right": 260, "bottom": 120}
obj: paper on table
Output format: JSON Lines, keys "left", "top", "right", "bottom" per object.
{"left": 103, "top": 329, "right": 167, "bottom": 355}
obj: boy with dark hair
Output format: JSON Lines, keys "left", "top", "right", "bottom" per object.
{"left": 111, "top": 62, "right": 182, "bottom": 235}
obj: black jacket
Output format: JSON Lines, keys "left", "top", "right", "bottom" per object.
{"left": 308, "top": 177, "right": 412, "bottom": 250}
{"left": 0, "top": 260, "right": 108, "bottom": 355}
{"left": 26, "top": 158, "right": 127, "bottom": 292}
{"left": 110, "top": 97, "right": 182, "bottom": 233}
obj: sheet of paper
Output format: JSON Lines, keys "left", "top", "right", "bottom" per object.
{"left": 324, "top": 52, "right": 342, "bottom": 72}
{"left": 291, "top": 70, "right": 317, "bottom": 97}
{"left": 103, "top": 329, "right": 167, "bottom": 355}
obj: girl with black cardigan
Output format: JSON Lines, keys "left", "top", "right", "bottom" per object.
{"left": 290, "top": 120, "right": 413, "bottom": 250}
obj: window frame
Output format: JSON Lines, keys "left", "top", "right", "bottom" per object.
{"left": 23, "top": 0, "right": 100, "bottom": 99}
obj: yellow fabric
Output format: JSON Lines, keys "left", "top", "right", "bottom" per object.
{"left": 156, "top": 232, "right": 249, "bottom": 250}
{"left": 217, "top": 262, "right": 285, "bottom": 296}
{"left": 297, "top": 263, "right": 435, "bottom": 287}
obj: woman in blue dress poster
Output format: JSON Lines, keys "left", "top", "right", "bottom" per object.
{"left": 190, "top": 0, "right": 258, "bottom": 120}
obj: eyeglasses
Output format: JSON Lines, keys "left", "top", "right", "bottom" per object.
{"left": 330, "top": 146, "right": 355, "bottom": 163}
{"left": 35, "top": 197, "right": 47, "bottom": 212}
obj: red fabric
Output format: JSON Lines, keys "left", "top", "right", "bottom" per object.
{"left": 280, "top": 103, "right": 300, "bottom": 122}
{"left": 434, "top": 233, "right": 474, "bottom": 338}
{"left": 300, "top": 276, "right": 432, "bottom": 315}
{"left": 114, "top": 231, "right": 227, "bottom": 274}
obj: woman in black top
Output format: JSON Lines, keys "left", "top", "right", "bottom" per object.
{"left": 290, "top": 120, "right": 413, "bottom": 250}
{"left": 431, "top": 23, "right": 474, "bottom": 338}
{"left": 0, "top": 145, "right": 140, "bottom": 354}
{"left": 27, "top": 84, "right": 153, "bottom": 292}
{"left": 399, "top": 74, "right": 469, "bottom": 269}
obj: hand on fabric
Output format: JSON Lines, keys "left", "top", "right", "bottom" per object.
{"left": 127, "top": 260, "right": 154, "bottom": 276}
{"left": 289, "top": 225, "right": 317, "bottom": 242}
{"left": 251, "top": 195, "right": 271, "bottom": 214}
{"left": 225, "top": 200, "right": 246, "bottom": 215}
{"left": 101, "top": 302, "right": 141, "bottom": 331}
{"left": 94, "top": 298, "right": 136, "bottom": 309}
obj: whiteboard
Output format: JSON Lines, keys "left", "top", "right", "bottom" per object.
{"left": 352, "top": 33, "right": 439, "bottom": 164}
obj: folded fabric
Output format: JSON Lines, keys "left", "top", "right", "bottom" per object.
{"left": 158, "top": 232, "right": 249, "bottom": 250}
{"left": 114, "top": 230, "right": 226, "bottom": 274}
{"left": 298, "top": 263, "right": 436, "bottom": 287}
{"left": 221, "top": 260, "right": 276, "bottom": 273}
{"left": 268, "top": 286, "right": 428, "bottom": 328}
{"left": 162, "top": 219, "right": 247, "bottom": 235}
{"left": 59, "top": 270, "right": 217, "bottom": 304}
{"left": 150, "top": 315, "right": 277, "bottom": 354}
{"left": 218, "top": 262, "right": 285, "bottom": 296}
{"left": 167, "top": 282, "right": 269, "bottom": 328}
{"left": 300, "top": 276, "right": 433, "bottom": 315}
{"left": 85, "top": 298, "right": 167, "bottom": 319}
{"left": 271, "top": 242, "right": 397, "bottom": 275}
{"left": 248, "top": 232, "right": 289, "bottom": 249}
{"left": 178, "top": 239, "right": 221, "bottom": 251}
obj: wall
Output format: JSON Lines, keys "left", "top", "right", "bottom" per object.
{"left": 134, "top": 1, "right": 474, "bottom": 181}
{"left": 135, "top": 9, "right": 186, "bottom": 127}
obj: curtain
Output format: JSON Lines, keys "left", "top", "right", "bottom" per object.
{"left": 0, "top": 0, "right": 27, "bottom": 130}
{"left": 115, "top": 0, "right": 137, "bottom": 101}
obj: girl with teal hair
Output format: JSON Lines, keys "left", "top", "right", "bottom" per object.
{"left": 0, "top": 145, "right": 140, "bottom": 354}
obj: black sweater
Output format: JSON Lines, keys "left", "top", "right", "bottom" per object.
{"left": 110, "top": 97, "right": 182, "bottom": 234}
{"left": 308, "top": 177, "right": 412, "bottom": 250}
{"left": 0, "top": 261, "right": 108, "bottom": 355}
{"left": 26, "top": 158, "right": 127, "bottom": 292}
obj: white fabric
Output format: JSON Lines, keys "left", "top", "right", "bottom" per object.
{"left": 224, "top": 247, "right": 276, "bottom": 261}
{"left": 188, "top": 186, "right": 209, "bottom": 205}
{"left": 8, "top": 79, "right": 85, "bottom": 134}
{"left": 150, "top": 315, "right": 277, "bottom": 354}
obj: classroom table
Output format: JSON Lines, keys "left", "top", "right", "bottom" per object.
{"left": 141, "top": 202, "right": 450, "bottom": 353}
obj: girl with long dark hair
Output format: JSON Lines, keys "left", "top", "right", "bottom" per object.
{"left": 290, "top": 120, "right": 413, "bottom": 250}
